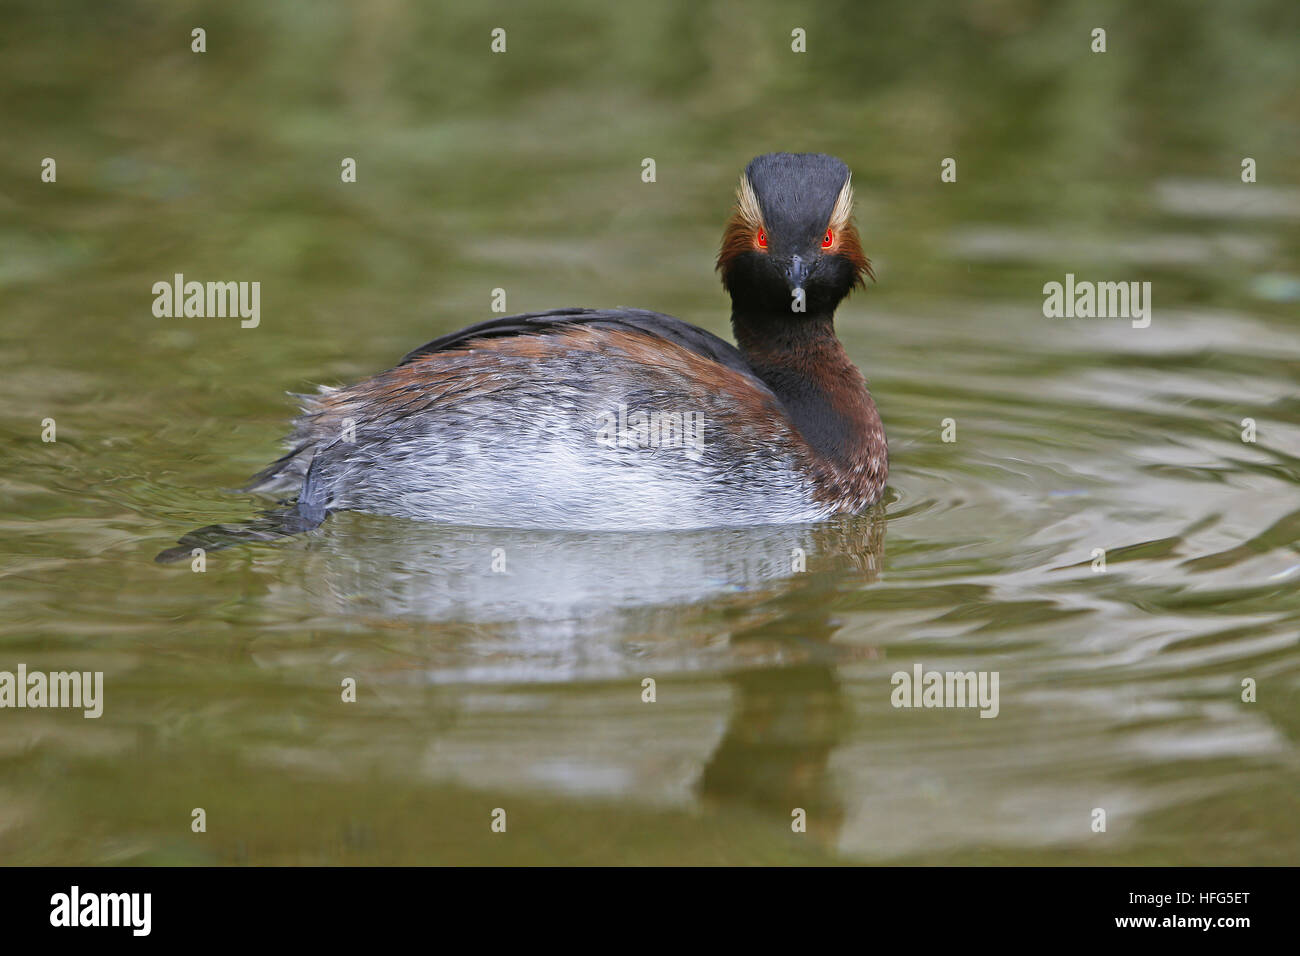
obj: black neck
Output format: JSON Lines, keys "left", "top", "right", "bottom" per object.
{"left": 730, "top": 308, "right": 871, "bottom": 469}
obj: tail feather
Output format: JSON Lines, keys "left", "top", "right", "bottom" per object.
{"left": 241, "top": 440, "right": 314, "bottom": 493}
{"left": 241, "top": 386, "right": 338, "bottom": 494}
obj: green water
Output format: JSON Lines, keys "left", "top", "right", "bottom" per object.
{"left": 2, "top": 0, "right": 1298, "bottom": 864}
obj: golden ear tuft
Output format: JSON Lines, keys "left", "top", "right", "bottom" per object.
{"left": 829, "top": 175, "right": 854, "bottom": 233}
{"left": 735, "top": 174, "right": 763, "bottom": 230}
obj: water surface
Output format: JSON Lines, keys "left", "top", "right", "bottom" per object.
{"left": 1, "top": 0, "right": 1298, "bottom": 864}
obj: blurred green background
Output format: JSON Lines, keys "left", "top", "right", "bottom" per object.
{"left": 1, "top": 0, "right": 1298, "bottom": 864}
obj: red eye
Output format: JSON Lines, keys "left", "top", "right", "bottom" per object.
{"left": 756, "top": 229, "right": 768, "bottom": 248}
{"left": 822, "top": 229, "right": 834, "bottom": 249}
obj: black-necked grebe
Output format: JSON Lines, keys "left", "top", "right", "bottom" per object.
{"left": 184, "top": 153, "right": 887, "bottom": 542}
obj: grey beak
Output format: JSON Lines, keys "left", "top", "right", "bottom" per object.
{"left": 786, "top": 254, "right": 810, "bottom": 291}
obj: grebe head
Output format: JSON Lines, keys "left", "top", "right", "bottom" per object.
{"left": 717, "top": 152, "right": 871, "bottom": 317}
